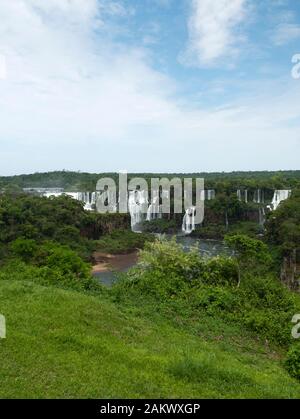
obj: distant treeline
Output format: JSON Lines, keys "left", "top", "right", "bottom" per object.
{"left": 1, "top": 170, "right": 300, "bottom": 191}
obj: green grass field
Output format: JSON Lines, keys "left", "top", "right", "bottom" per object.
{"left": 1, "top": 279, "right": 300, "bottom": 399}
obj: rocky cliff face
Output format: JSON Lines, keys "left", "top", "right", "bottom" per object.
{"left": 81, "top": 213, "right": 131, "bottom": 239}
{"left": 281, "top": 250, "right": 300, "bottom": 292}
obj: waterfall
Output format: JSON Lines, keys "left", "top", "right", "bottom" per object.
{"left": 64, "top": 192, "right": 94, "bottom": 211}
{"left": 30, "top": 189, "right": 100, "bottom": 212}
{"left": 206, "top": 189, "right": 215, "bottom": 200}
{"left": 65, "top": 192, "right": 79, "bottom": 200}
{"left": 82, "top": 191, "right": 97, "bottom": 211}
{"left": 43, "top": 191, "right": 63, "bottom": 198}
{"left": 146, "top": 190, "right": 162, "bottom": 222}
{"left": 197, "top": 190, "right": 215, "bottom": 201}
{"left": 225, "top": 211, "right": 229, "bottom": 230}
{"left": 81, "top": 192, "right": 94, "bottom": 211}
{"left": 259, "top": 207, "right": 266, "bottom": 228}
{"left": 83, "top": 192, "right": 93, "bottom": 211}
{"left": 253, "top": 189, "right": 261, "bottom": 204}
{"left": 237, "top": 189, "right": 248, "bottom": 203}
{"left": 182, "top": 207, "right": 196, "bottom": 235}
{"left": 271, "top": 190, "right": 291, "bottom": 210}
{"left": 63, "top": 190, "right": 119, "bottom": 212}
{"left": 253, "top": 189, "right": 266, "bottom": 204}
{"left": 128, "top": 190, "right": 148, "bottom": 232}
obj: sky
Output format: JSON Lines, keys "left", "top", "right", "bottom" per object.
{"left": 0, "top": 0, "right": 300, "bottom": 175}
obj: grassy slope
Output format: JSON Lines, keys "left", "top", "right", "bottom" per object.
{"left": 0, "top": 279, "right": 300, "bottom": 399}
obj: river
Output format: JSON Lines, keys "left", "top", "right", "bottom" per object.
{"left": 93, "top": 236, "right": 230, "bottom": 286}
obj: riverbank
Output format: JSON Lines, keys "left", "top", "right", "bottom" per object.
{"left": 92, "top": 237, "right": 230, "bottom": 277}
{"left": 92, "top": 250, "right": 139, "bottom": 274}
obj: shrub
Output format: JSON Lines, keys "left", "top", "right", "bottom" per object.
{"left": 96, "top": 230, "right": 153, "bottom": 254}
{"left": 0, "top": 259, "right": 101, "bottom": 293}
{"left": 285, "top": 345, "right": 300, "bottom": 380}
{"left": 193, "top": 286, "right": 238, "bottom": 311}
{"left": 115, "top": 239, "right": 300, "bottom": 346}
{"left": 7, "top": 234, "right": 97, "bottom": 291}
{"left": 142, "top": 219, "right": 178, "bottom": 234}
{"left": 10, "top": 238, "right": 38, "bottom": 262}
{"left": 131, "top": 240, "right": 238, "bottom": 291}
{"left": 200, "top": 257, "right": 238, "bottom": 286}
{"left": 191, "top": 224, "right": 227, "bottom": 240}
{"left": 34, "top": 242, "right": 91, "bottom": 280}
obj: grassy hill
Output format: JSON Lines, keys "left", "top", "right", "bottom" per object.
{"left": 1, "top": 278, "right": 300, "bottom": 399}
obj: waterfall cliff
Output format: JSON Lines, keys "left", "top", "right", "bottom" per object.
{"left": 206, "top": 190, "right": 215, "bottom": 200}
{"left": 271, "top": 190, "right": 291, "bottom": 210}
{"left": 146, "top": 190, "right": 162, "bottom": 221}
{"left": 237, "top": 189, "right": 248, "bottom": 203}
{"left": 182, "top": 207, "right": 196, "bottom": 235}
{"left": 128, "top": 190, "right": 148, "bottom": 232}
{"left": 259, "top": 207, "right": 266, "bottom": 228}
{"left": 253, "top": 189, "right": 265, "bottom": 204}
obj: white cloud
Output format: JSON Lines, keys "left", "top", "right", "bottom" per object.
{"left": 181, "top": 0, "right": 248, "bottom": 67}
{"left": 101, "top": 0, "right": 135, "bottom": 17}
{"left": 0, "top": 0, "right": 176, "bottom": 149}
{"left": 0, "top": 0, "right": 299, "bottom": 174}
{"left": 272, "top": 23, "right": 300, "bottom": 45}
{"left": 0, "top": 54, "right": 6, "bottom": 80}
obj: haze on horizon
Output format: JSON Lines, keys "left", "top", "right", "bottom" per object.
{"left": 0, "top": 0, "right": 300, "bottom": 176}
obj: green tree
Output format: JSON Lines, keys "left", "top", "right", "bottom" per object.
{"left": 225, "top": 234, "right": 272, "bottom": 287}
{"left": 10, "top": 238, "right": 38, "bottom": 262}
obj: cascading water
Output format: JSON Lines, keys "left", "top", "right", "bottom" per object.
{"left": 237, "top": 189, "right": 248, "bottom": 203}
{"left": 146, "top": 190, "right": 162, "bottom": 221}
{"left": 206, "top": 190, "right": 215, "bottom": 200}
{"left": 29, "top": 186, "right": 293, "bottom": 235}
{"left": 181, "top": 190, "right": 214, "bottom": 235}
{"left": 65, "top": 192, "right": 96, "bottom": 211}
{"left": 23, "top": 187, "right": 64, "bottom": 195}
{"left": 271, "top": 190, "right": 291, "bottom": 210}
{"left": 258, "top": 207, "right": 266, "bottom": 228}
{"left": 40, "top": 191, "right": 94, "bottom": 211}
{"left": 128, "top": 190, "right": 148, "bottom": 232}
{"left": 253, "top": 189, "right": 265, "bottom": 204}
{"left": 43, "top": 191, "right": 64, "bottom": 198}
{"left": 225, "top": 211, "right": 229, "bottom": 230}
{"left": 182, "top": 207, "right": 196, "bottom": 235}
{"left": 79, "top": 192, "right": 95, "bottom": 211}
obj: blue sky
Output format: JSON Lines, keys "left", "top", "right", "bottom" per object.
{"left": 0, "top": 0, "right": 300, "bottom": 174}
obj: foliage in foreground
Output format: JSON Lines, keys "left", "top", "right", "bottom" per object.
{"left": 224, "top": 234, "right": 272, "bottom": 286}
{"left": 0, "top": 259, "right": 102, "bottom": 293}
{"left": 0, "top": 235, "right": 300, "bottom": 397}
{"left": 0, "top": 279, "right": 300, "bottom": 398}
{"left": 285, "top": 344, "right": 300, "bottom": 380}
{"left": 2, "top": 239, "right": 102, "bottom": 293}
{"left": 113, "top": 239, "right": 300, "bottom": 347}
